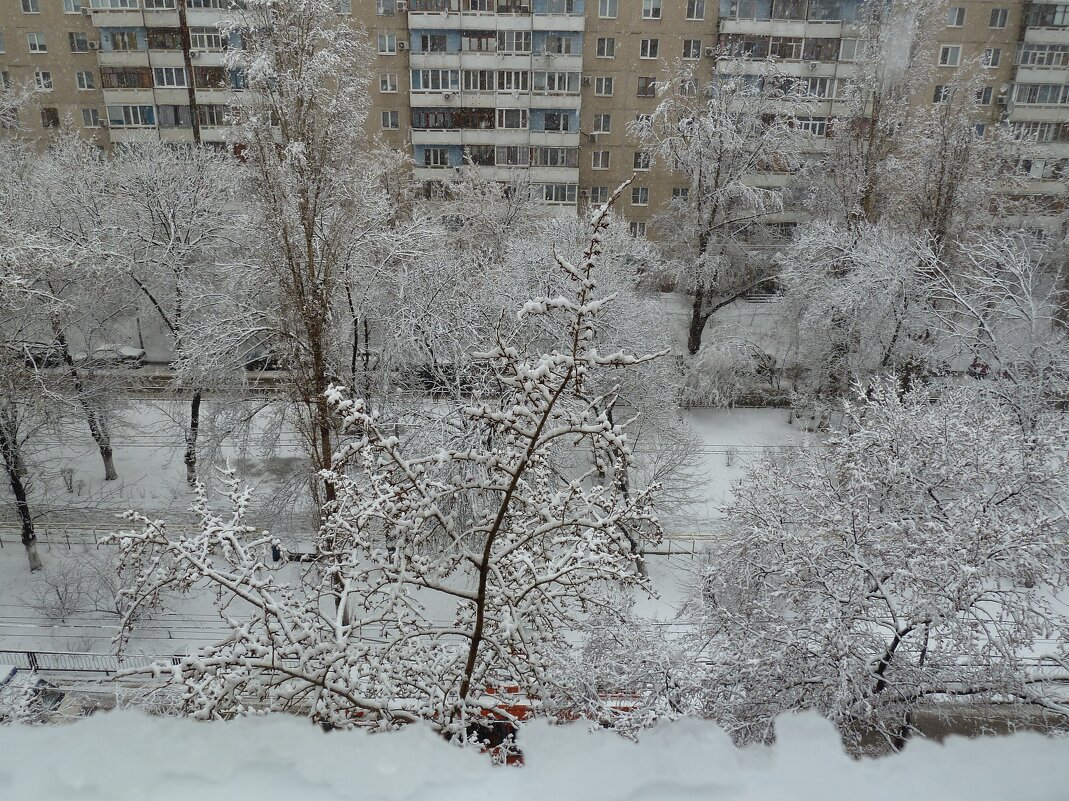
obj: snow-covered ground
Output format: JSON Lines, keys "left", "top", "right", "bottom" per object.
{"left": 3, "top": 709, "right": 1068, "bottom": 801}
{"left": 0, "top": 404, "right": 801, "bottom": 659}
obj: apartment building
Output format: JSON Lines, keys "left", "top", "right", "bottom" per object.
{"left": 3, "top": 0, "right": 1068, "bottom": 231}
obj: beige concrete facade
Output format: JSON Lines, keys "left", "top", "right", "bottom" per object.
{"left": 3, "top": 0, "right": 1068, "bottom": 231}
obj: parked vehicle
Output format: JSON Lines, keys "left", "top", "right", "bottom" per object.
{"left": 72, "top": 344, "right": 147, "bottom": 369}
{"left": 0, "top": 665, "right": 71, "bottom": 723}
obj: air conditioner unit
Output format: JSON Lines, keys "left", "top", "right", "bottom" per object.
{"left": 189, "top": 49, "right": 202, "bottom": 58}
{"left": 88, "top": 41, "right": 100, "bottom": 50}
{"left": 704, "top": 46, "right": 715, "bottom": 57}
{"left": 397, "top": 41, "right": 407, "bottom": 51}
{"left": 807, "top": 60, "right": 819, "bottom": 71}
{"left": 581, "top": 76, "right": 590, "bottom": 86}
{"left": 579, "top": 188, "right": 589, "bottom": 198}
{"left": 396, "top": 0, "right": 407, "bottom": 9}
{"left": 443, "top": 90, "right": 454, "bottom": 99}
{"left": 98, "top": 120, "right": 109, "bottom": 128}
{"left": 81, "top": 5, "right": 92, "bottom": 14}
{"left": 587, "top": 131, "right": 599, "bottom": 142}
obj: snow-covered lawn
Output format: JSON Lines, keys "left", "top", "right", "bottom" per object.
{"left": 0, "top": 404, "right": 800, "bottom": 658}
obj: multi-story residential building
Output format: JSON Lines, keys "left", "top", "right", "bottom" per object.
{"left": 2, "top": 0, "right": 1068, "bottom": 231}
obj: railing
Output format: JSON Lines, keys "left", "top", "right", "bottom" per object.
{"left": 0, "top": 649, "right": 174, "bottom": 675}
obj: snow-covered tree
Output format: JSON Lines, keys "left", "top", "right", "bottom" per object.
{"left": 109, "top": 142, "right": 249, "bottom": 485}
{"left": 629, "top": 64, "right": 806, "bottom": 354}
{"left": 687, "top": 382, "right": 1069, "bottom": 751}
{"left": 112, "top": 206, "right": 664, "bottom": 743}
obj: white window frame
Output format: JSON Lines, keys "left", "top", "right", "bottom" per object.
{"left": 63, "top": 0, "right": 83, "bottom": 12}
{"left": 381, "top": 110, "right": 399, "bottom": 129}
{"left": 590, "top": 186, "right": 609, "bottom": 204}
{"left": 592, "top": 150, "right": 609, "bottom": 169}
{"left": 592, "top": 113, "right": 611, "bottom": 133}
{"left": 34, "top": 70, "right": 53, "bottom": 91}
{"left": 641, "top": 0, "right": 661, "bottom": 19}
{"left": 598, "top": 0, "right": 616, "bottom": 18}
{"left": 27, "top": 33, "right": 47, "bottom": 53}
{"left": 989, "top": 7, "right": 1008, "bottom": 28}
{"left": 633, "top": 151, "right": 651, "bottom": 171}
{"left": 629, "top": 221, "right": 647, "bottom": 237}
{"left": 631, "top": 186, "right": 650, "bottom": 206}
{"left": 683, "top": 39, "right": 701, "bottom": 59}
{"left": 640, "top": 38, "right": 658, "bottom": 59}
{"left": 380, "top": 73, "right": 398, "bottom": 92}
{"left": 76, "top": 70, "right": 95, "bottom": 90}
{"left": 153, "top": 66, "right": 187, "bottom": 87}
{"left": 983, "top": 47, "right": 1001, "bottom": 67}
{"left": 596, "top": 37, "right": 615, "bottom": 58}
{"left": 423, "top": 147, "right": 450, "bottom": 168}
{"left": 947, "top": 6, "right": 965, "bottom": 26}
{"left": 686, "top": 0, "right": 705, "bottom": 19}
{"left": 938, "top": 45, "right": 961, "bottom": 67}
{"left": 594, "top": 76, "right": 613, "bottom": 96}
{"left": 22, "top": 0, "right": 40, "bottom": 13}
{"left": 496, "top": 107, "right": 529, "bottom": 129}
{"left": 377, "top": 33, "right": 397, "bottom": 55}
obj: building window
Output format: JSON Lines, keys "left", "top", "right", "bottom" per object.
{"left": 64, "top": 0, "right": 83, "bottom": 10}
{"left": 336, "top": 0, "right": 352, "bottom": 12}
{"left": 543, "top": 111, "right": 571, "bottom": 131}
{"left": 640, "top": 39, "right": 659, "bottom": 59}
{"left": 592, "top": 113, "right": 611, "bottom": 132}
{"left": 534, "top": 71, "right": 578, "bottom": 93}
{"left": 500, "top": 70, "right": 531, "bottom": 91}
{"left": 545, "top": 0, "right": 575, "bottom": 12}
{"left": 463, "top": 70, "right": 494, "bottom": 91}
{"left": 81, "top": 108, "right": 101, "bottom": 127}
{"left": 947, "top": 6, "right": 965, "bottom": 26}
{"left": 498, "top": 30, "right": 532, "bottom": 53}
{"left": 381, "top": 110, "right": 399, "bottom": 129}
{"left": 683, "top": 39, "right": 702, "bottom": 59}
{"left": 69, "top": 32, "right": 90, "bottom": 52}
{"left": 974, "top": 123, "right": 986, "bottom": 137}
{"left": 380, "top": 73, "right": 398, "bottom": 92}
{"left": 76, "top": 70, "right": 95, "bottom": 90}
{"left": 938, "top": 45, "right": 961, "bottom": 67}
{"left": 0, "top": 32, "right": 5, "bottom": 53}
{"left": 377, "top": 33, "right": 397, "bottom": 54}
{"left": 419, "top": 34, "right": 448, "bottom": 53}
{"left": 464, "top": 145, "right": 495, "bottom": 166}
{"left": 596, "top": 37, "right": 615, "bottom": 58}
{"left": 590, "top": 186, "right": 608, "bottom": 204}
{"left": 637, "top": 77, "right": 657, "bottom": 97}
{"left": 641, "top": 0, "right": 661, "bottom": 19}
{"left": 629, "top": 221, "right": 647, "bottom": 237}
{"left": 423, "top": 147, "right": 450, "bottom": 168}
{"left": 0, "top": 71, "right": 9, "bottom": 90}
{"left": 594, "top": 76, "right": 613, "bottom": 96}
{"left": 462, "top": 31, "right": 495, "bottom": 51}
{"left": 989, "top": 7, "right": 1008, "bottom": 27}
{"left": 376, "top": 0, "right": 397, "bottom": 13}
{"left": 22, "top": 0, "right": 40, "bottom": 12}
{"left": 932, "top": 85, "right": 950, "bottom": 103}
{"left": 531, "top": 146, "right": 578, "bottom": 167}
{"left": 190, "top": 27, "right": 223, "bottom": 50}
{"left": 797, "top": 117, "right": 828, "bottom": 136}
{"left": 412, "top": 69, "right": 460, "bottom": 91}
{"left": 110, "top": 30, "right": 140, "bottom": 50}
{"left": 592, "top": 150, "right": 609, "bottom": 169}
{"left": 631, "top": 186, "right": 649, "bottom": 205}
{"left": 839, "top": 38, "right": 864, "bottom": 61}
{"left": 41, "top": 107, "right": 60, "bottom": 128}
{"left": 598, "top": 0, "right": 616, "bottom": 18}
{"left": 672, "top": 187, "right": 689, "bottom": 201}
{"left": 976, "top": 86, "right": 993, "bottom": 105}
{"left": 153, "top": 67, "right": 187, "bottom": 87}
{"left": 633, "top": 151, "right": 651, "bottom": 170}
{"left": 497, "top": 108, "right": 529, "bottom": 129}
{"left": 27, "top": 33, "right": 47, "bottom": 53}
{"left": 107, "top": 104, "right": 156, "bottom": 126}
{"left": 983, "top": 48, "right": 1001, "bottom": 67}
{"left": 686, "top": 0, "right": 705, "bottom": 19}
{"left": 35, "top": 70, "right": 53, "bottom": 90}
{"left": 540, "top": 183, "right": 577, "bottom": 204}
{"left": 543, "top": 34, "right": 574, "bottom": 55}
{"left": 496, "top": 145, "right": 529, "bottom": 166}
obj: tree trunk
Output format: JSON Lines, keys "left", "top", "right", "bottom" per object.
{"left": 184, "top": 390, "right": 202, "bottom": 486}
{"left": 686, "top": 283, "right": 707, "bottom": 355}
{"left": 0, "top": 416, "right": 42, "bottom": 572}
